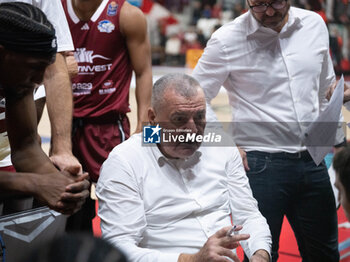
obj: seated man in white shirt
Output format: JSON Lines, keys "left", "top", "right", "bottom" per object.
{"left": 96, "top": 73, "right": 272, "bottom": 262}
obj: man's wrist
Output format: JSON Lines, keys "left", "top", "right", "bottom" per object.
{"left": 253, "top": 249, "right": 270, "bottom": 261}
{"left": 20, "top": 172, "right": 40, "bottom": 197}
{"left": 50, "top": 138, "right": 73, "bottom": 156}
{"left": 178, "top": 253, "right": 195, "bottom": 262}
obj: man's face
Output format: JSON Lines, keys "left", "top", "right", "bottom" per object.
{"left": 149, "top": 87, "right": 206, "bottom": 159}
{"left": 335, "top": 172, "right": 350, "bottom": 220}
{"left": 0, "top": 47, "right": 54, "bottom": 89}
{"left": 248, "top": 0, "right": 290, "bottom": 32}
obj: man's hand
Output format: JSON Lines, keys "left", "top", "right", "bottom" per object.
{"left": 326, "top": 81, "right": 350, "bottom": 103}
{"left": 250, "top": 249, "right": 270, "bottom": 262}
{"left": 178, "top": 226, "right": 250, "bottom": 262}
{"left": 57, "top": 172, "right": 90, "bottom": 214}
{"left": 64, "top": 51, "right": 78, "bottom": 78}
{"left": 50, "top": 152, "right": 83, "bottom": 174}
{"left": 33, "top": 171, "right": 90, "bottom": 215}
{"left": 238, "top": 147, "right": 250, "bottom": 171}
{"left": 326, "top": 82, "right": 336, "bottom": 101}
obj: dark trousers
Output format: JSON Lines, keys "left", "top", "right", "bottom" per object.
{"left": 244, "top": 151, "right": 339, "bottom": 262}
{"left": 66, "top": 196, "right": 95, "bottom": 233}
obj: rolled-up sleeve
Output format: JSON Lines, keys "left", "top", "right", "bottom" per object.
{"left": 226, "top": 147, "right": 272, "bottom": 259}
{"left": 96, "top": 153, "right": 180, "bottom": 262}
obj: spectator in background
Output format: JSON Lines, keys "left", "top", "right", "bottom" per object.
{"left": 202, "top": 4, "right": 212, "bottom": 18}
{"left": 191, "top": 0, "right": 202, "bottom": 25}
{"left": 329, "top": 27, "right": 343, "bottom": 72}
{"left": 202, "top": 0, "right": 216, "bottom": 7}
{"left": 334, "top": 0, "right": 350, "bottom": 24}
{"left": 160, "top": 0, "right": 188, "bottom": 12}
{"left": 211, "top": 2, "right": 222, "bottom": 19}
{"left": 0, "top": 2, "right": 89, "bottom": 215}
{"left": 183, "top": 27, "right": 204, "bottom": 49}
{"left": 196, "top": 28, "right": 207, "bottom": 47}
{"left": 232, "top": 2, "right": 245, "bottom": 18}
{"left": 62, "top": 0, "right": 152, "bottom": 232}
{"left": 165, "top": 33, "right": 182, "bottom": 66}
{"left": 333, "top": 145, "right": 350, "bottom": 220}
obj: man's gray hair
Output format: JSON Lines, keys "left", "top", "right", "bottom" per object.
{"left": 152, "top": 73, "right": 201, "bottom": 112}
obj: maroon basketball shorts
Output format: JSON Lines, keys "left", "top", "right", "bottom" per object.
{"left": 72, "top": 114, "right": 130, "bottom": 182}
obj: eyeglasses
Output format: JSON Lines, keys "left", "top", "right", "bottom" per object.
{"left": 248, "top": 0, "right": 287, "bottom": 13}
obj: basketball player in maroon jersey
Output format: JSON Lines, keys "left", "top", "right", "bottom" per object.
{"left": 62, "top": 0, "right": 152, "bottom": 231}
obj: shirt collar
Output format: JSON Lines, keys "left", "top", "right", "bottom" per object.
{"left": 152, "top": 145, "right": 202, "bottom": 168}
{"left": 246, "top": 7, "right": 303, "bottom": 37}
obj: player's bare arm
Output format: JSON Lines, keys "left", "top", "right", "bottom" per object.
{"left": 5, "top": 89, "right": 89, "bottom": 214}
{"left": 120, "top": 2, "right": 152, "bottom": 133}
{"left": 44, "top": 52, "right": 82, "bottom": 173}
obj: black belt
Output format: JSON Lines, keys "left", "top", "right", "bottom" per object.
{"left": 248, "top": 150, "right": 313, "bottom": 161}
{"left": 73, "top": 113, "right": 125, "bottom": 126}
{"left": 72, "top": 113, "right": 126, "bottom": 137}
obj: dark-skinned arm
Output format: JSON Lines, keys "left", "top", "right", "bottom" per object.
{"left": 4, "top": 88, "right": 89, "bottom": 214}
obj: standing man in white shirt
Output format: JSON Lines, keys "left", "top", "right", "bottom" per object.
{"left": 96, "top": 74, "right": 272, "bottom": 262}
{"left": 192, "top": 1, "right": 344, "bottom": 261}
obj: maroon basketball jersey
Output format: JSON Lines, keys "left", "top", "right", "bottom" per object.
{"left": 62, "top": 0, "right": 132, "bottom": 118}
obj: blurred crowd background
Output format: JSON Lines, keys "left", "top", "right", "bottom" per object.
{"left": 129, "top": 0, "right": 350, "bottom": 74}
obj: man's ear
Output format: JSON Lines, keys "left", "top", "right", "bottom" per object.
{"left": 148, "top": 107, "right": 156, "bottom": 125}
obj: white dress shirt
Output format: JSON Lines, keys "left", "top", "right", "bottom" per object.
{"left": 192, "top": 7, "right": 344, "bottom": 153}
{"left": 96, "top": 133, "right": 271, "bottom": 262}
